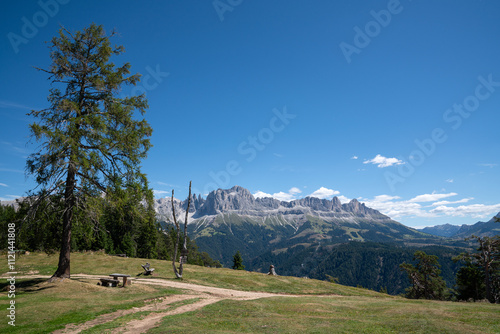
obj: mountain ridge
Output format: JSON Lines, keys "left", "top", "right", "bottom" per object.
{"left": 417, "top": 213, "right": 500, "bottom": 239}
{"left": 155, "top": 185, "right": 390, "bottom": 224}
{"left": 154, "top": 185, "right": 438, "bottom": 268}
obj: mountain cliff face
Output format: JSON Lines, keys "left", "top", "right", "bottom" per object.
{"left": 155, "top": 185, "right": 390, "bottom": 225}
{"left": 195, "top": 186, "right": 257, "bottom": 216}
{"left": 155, "top": 185, "right": 433, "bottom": 267}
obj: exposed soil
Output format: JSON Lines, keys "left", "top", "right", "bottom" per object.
{"left": 15, "top": 274, "right": 306, "bottom": 334}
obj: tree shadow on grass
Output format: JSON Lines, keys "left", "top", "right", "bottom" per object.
{"left": 0, "top": 278, "right": 54, "bottom": 293}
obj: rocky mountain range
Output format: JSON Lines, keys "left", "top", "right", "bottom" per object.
{"left": 4, "top": 185, "right": 497, "bottom": 294}
{"left": 156, "top": 185, "right": 389, "bottom": 224}
{"left": 154, "top": 185, "right": 439, "bottom": 267}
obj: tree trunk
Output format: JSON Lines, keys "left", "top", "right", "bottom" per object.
{"left": 171, "top": 190, "right": 182, "bottom": 279}
{"left": 171, "top": 182, "right": 192, "bottom": 279}
{"left": 179, "top": 181, "right": 192, "bottom": 276}
{"left": 51, "top": 164, "right": 76, "bottom": 279}
{"left": 477, "top": 237, "right": 494, "bottom": 303}
{"left": 485, "top": 262, "right": 492, "bottom": 302}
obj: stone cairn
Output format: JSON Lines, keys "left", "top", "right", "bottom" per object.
{"left": 267, "top": 265, "right": 277, "bottom": 276}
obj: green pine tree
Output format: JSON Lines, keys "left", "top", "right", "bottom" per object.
{"left": 232, "top": 250, "right": 245, "bottom": 270}
{"left": 455, "top": 260, "right": 485, "bottom": 301}
{"left": 26, "top": 24, "right": 152, "bottom": 279}
{"left": 459, "top": 235, "right": 500, "bottom": 303}
{"left": 400, "top": 251, "right": 448, "bottom": 300}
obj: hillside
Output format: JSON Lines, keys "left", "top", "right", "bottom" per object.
{"left": 417, "top": 213, "right": 500, "bottom": 239}
{"left": 419, "top": 224, "right": 464, "bottom": 237}
{"left": 454, "top": 213, "right": 500, "bottom": 238}
{"left": 1, "top": 252, "right": 499, "bottom": 333}
{"left": 155, "top": 186, "right": 442, "bottom": 268}
{"left": 152, "top": 186, "right": 476, "bottom": 294}
{"left": 2, "top": 187, "right": 492, "bottom": 295}
{"left": 250, "top": 242, "right": 466, "bottom": 295}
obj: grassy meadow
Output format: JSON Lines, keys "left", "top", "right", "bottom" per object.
{"left": 0, "top": 251, "right": 498, "bottom": 333}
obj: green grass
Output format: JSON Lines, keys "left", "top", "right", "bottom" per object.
{"left": 79, "top": 298, "right": 202, "bottom": 334}
{"left": 1, "top": 252, "right": 499, "bottom": 333}
{"left": 0, "top": 277, "right": 180, "bottom": 334}
{"left": 152, "top": 297, "right": 500, "bottom": 333}
{"left": 5, "top": 251, "right": 384, "bottom": 296}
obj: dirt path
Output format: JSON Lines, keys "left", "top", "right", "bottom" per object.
{"left": 15, "top": 274, "right": 303, "bottom": 333}
{"left": 52, "top": 294, "right": 196, "bottom": 334}
{"left": 111, "top": 295, "right": 221, "bottom": 334}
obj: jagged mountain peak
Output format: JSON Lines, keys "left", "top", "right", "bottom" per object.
{"left": 192, "top": 186, "right": 389, "bottom": 220}
{"left": 341, "top": 198, "right": 383, "bottom": 216}
{"left": 156, "top": 185, "right": 391, "bottom": 223}
{"left": 286, "top": 196, "right": 342, "bottom": 211}
{"left": 195, "top": 185, "right": 257, "bottom": 216}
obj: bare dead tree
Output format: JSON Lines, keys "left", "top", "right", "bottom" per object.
{"left": 466, "top": 235, "right": 500, "bottom": 303}
{"left": 171, "top": 181, "right": 192, "bottom": 279}
{"left": 180, "top": 181, "right": 192, "bottom": 274}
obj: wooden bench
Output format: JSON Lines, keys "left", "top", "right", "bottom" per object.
{"left": 109, "top": 273, "right": 131, "bottom": 287}
{"left": 100, "top": 278, "right": 120, "bottom": 287}
{"left": 141, "top": 263, "right": 155, "bottom": 276}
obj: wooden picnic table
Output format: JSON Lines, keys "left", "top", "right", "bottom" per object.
{"left": 109, "top": 273, "right": 131, "bottom": 287}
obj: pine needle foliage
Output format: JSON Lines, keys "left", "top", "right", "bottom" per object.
{"left": 26, "top": 23, "right": 153, "bottom": 279}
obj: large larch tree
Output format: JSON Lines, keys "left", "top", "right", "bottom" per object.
{"left": 26, "top": 24, "right": 153, "bottom": 279}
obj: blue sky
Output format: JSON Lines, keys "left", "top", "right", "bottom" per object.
{"left": 1, "top": 0, "right": 500, "bottom": 228}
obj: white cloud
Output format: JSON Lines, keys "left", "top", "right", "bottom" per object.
{"left": 479, "top": 163, "right": 497, "bottom": 168}
{"left": 253, "top": 186, "right": 500, "bottom": 223}
{"left": 253, "top": 191, "right": 273, "bottom": 198}
{"left": 337, "top": 195, "right": 351, "bottom": 204}
{"left": 445, "top": 179, "right": 454, "bottom": 183}
{"left": 255, "top": 187, "right": 340, "bottom": 201}
{"left": 0, "top": 183, "right": 8, "bottom": 187}
{"left": 254, "top": 187, "right": 303, "bottom": 201}
{"left": 0, "top": 100, "right": 34, "bottom": 111}
{"left": 153, "top": 190, "right": 170, "bottom": 196}
{"left": 358, "top": 190, "right": 500, "bottom": 222}
{"left": 409, "top": 192, "right": 457, "bottom": 203}
{"left": 351, "top": 156, "right": 358, "bottom": 160}
{"left": 308, "top": 187, "right": 340, "bottom": 199}
{"left": 370, "top": 194, "right": 401, "bottom": 202}
{"left": 360, "top": 195, "right": 432, "bottom": 219}
{"left": 431, "top": 198, "right": 473, "bottom": 206}
{"left": 430, "top": 203, "right": 500, "bottom": 218}
{"left": 272, "top": 191, "right": 297, "bottom": 201}
{"left": 363, "top": 154, "right": 404, "bottom": 168}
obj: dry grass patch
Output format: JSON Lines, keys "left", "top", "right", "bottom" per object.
{"left": 151, "top": 296, "right": 500, "bottom": 334}
{"left": 0, "top": 276, "right": 180, "bottom": 334}
{"left": 3, "top": 252, "right": 499, "bottom": 333}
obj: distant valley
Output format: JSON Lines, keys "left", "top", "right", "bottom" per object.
{"left": 154, "top": 185, "right": 499, "bottom": 294}
{"left": 2, "top": 185, "right": 497, "bottom": 295}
